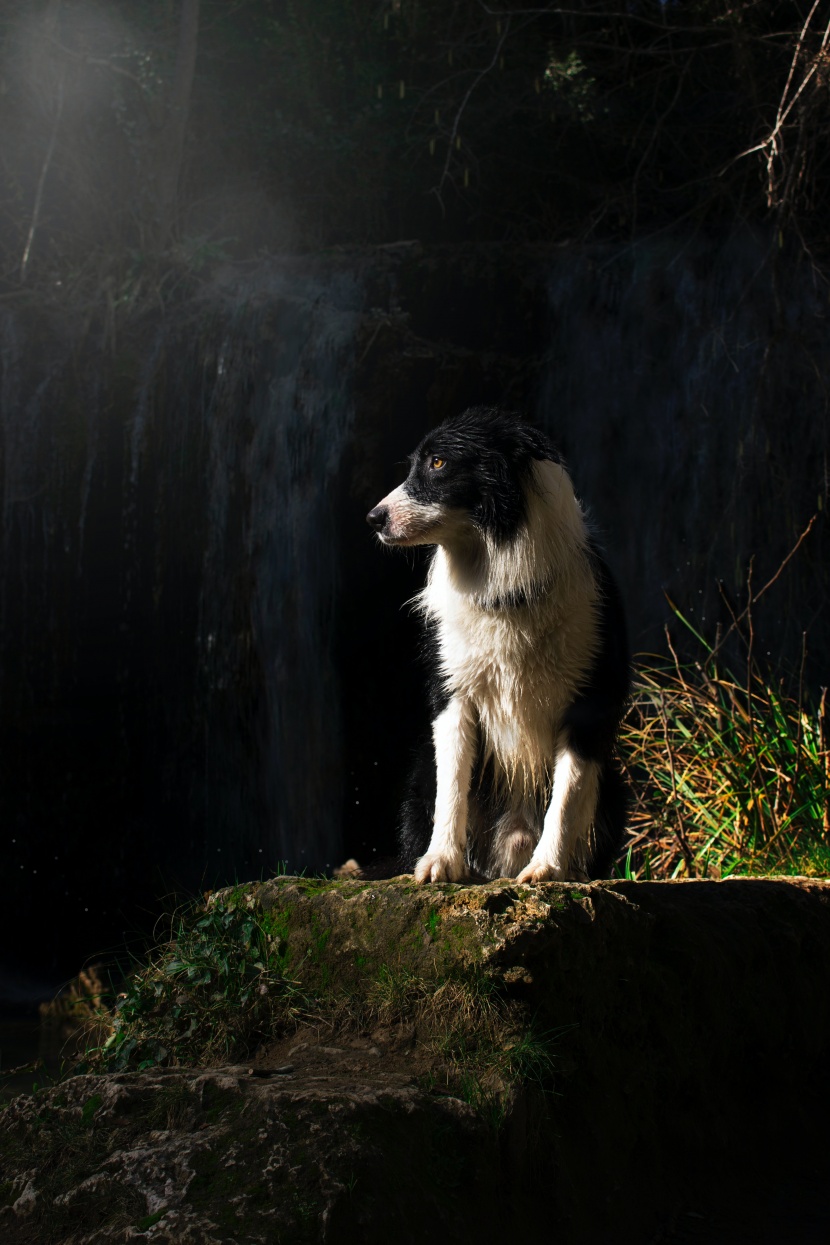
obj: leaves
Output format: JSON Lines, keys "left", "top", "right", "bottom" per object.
{"left": 97, "top": 893, "right": 305, "bottom": 1072}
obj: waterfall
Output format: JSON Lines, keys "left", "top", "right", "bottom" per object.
{"left": 190, "top": 266, "right": 365, "bottom": 873}
{"left": 0, "top": 264, "right": 366, "bottom": 977}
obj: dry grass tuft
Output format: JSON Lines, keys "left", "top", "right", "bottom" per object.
{"left": 620, "top": 599, "right": 829, "bottom": 879}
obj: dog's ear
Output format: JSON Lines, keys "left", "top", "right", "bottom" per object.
{"left": 473, "top": 450, "right": 526, "bottom": 542}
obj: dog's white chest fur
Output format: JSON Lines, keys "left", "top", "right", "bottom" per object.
{"left": 419, "top": 460, "right": 598, "bottom": 793}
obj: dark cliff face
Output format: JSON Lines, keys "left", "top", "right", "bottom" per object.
{"left": 0, "top": 236, "right": 827, "bottom": 977}
{"left": 538, "top": 233, "right": 830, "bottom": 662}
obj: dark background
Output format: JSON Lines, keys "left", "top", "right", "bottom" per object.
{"left": 1, "top": 0, "right": 829, "bottom": 998}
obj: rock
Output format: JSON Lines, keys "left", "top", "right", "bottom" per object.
{"left": 0, "top": 1065, "right": 502, "bottom": 1244}
{"left": 3, "top": 876, "right": 830, "bottom": 1243}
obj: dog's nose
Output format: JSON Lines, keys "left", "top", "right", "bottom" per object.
{"left": 366, "top": 506, "right": 388, "bottom": 532}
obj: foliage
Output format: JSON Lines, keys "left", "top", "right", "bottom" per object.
{"left": 99, "top": 892, "right": 307, "bottom": 1070}
{"left": 3, "top": 0, "right": 830, "bottom": 292}
{"left": 621, "top": 607, "right": 830, "bottom": 880}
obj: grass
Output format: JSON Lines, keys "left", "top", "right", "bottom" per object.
{"left": 363, "top": 961, "right": 558, "bottom": 1119}
{"left": 620, "top": 598, "right": 829, "bottom": 880}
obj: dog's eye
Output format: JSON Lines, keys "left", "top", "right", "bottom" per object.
{"left": 430, "top": 456, "right": 446, "bottom": 470}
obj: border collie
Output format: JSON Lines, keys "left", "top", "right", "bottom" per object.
{"left": 366, "top": 407, "right": 630, "bottom": 884}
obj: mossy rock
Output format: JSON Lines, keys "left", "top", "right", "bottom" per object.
{"left": 247, "top": 874, "right": 587, "bottom": 996}
{"left": 5, "top": 876, "right": 830, "bottom": 1243}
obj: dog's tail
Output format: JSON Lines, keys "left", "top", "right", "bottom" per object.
{"left": 334, "top": 856, "right": 408, "bottom": 880}
{"left": 587, "top": 758, "right": 630, "bottom": 879}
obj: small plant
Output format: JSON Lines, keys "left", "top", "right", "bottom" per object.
{"left": 621, "top": 595, "right": 829, "bottom": 880}
{"left": 368, "top": 963, "right": 424, "bottom": 1020}
{"left": 348, "top": 952, "right": 559, "bottom": 1117}
{"left": 97, "top": 891, "right": 308, "bottom": 1071}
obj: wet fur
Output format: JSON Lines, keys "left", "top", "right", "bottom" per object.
{"left": 367, "top": 406, "right": 630, "bottom": 883}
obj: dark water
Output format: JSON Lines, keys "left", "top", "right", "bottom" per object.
{"left": 0, "top": 967, "right": 67, "bottom": 1100}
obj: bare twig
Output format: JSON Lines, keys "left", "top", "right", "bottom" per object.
{"left": 658, "top": 692, "right": 696, "bottom": 874}
{"left": 722, "top": 3, "right": 830, "bottom": 209}
{"left": 664, "top": 623, "right": 689, "bottom": 691}
{"left": 431, "top": 15, "right": 512, "bottom": 209}
{"left": 709, "top": 515, "right": 818, "bottom": 664}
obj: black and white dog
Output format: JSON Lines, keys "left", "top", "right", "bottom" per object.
{"left": 366, "top": 407, "right": 629, "bottom": 884}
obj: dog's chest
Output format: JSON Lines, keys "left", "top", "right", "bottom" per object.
{"left": 435, "top": 596, "right": 594, "bottom": 781}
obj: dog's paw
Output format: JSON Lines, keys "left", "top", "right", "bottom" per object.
{"left": 413, "top": 851, "right": 465, "bottom": 883}
{"left": 516, "top": 859, "right": 567, "bottom": 884}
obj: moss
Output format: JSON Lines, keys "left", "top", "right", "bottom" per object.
{"left": 182, "top": 1107, "right": 330, "bottom": 1241}
{"left": 5, "top": 878, "right": 830, "bottom": 1244}
{"left": 86, "top": 877, "right": 578, "bottom": 1110}
{"left": 135, "top": 1209, "right": 167, "bottom": 1233}
{"left": 79, "top": 1093, "right": 102, "bottom": 1127}
{"left": 189, "top": 1146, "right": 246, "bottom": 1202}
{"left": 290, "top": 877, "right": 344, "bottom": 897}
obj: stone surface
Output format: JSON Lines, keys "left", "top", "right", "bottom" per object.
{"left": 3, "top": 876, "right": 830, "bottom": 1243}
{"left": 0, "top": 1061, "right": 502, "bottom": 1244}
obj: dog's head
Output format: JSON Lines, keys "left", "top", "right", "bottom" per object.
{"left": 367, "top": 407, "right": 560, "bottom": 547}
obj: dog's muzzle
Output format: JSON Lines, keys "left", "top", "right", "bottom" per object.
{"left": 366, "top": 485, "right": 443, "bottom": 544}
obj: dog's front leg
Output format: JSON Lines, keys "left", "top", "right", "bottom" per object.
{"left": 413, "top": 695, "right": 476, "bottom": 883}
{"left": 516, "top": 738, "right": 599, "bottom": 884}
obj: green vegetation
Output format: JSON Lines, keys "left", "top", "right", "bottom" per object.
{"left": 89, "top": 881, "right": 563, "bottom": 1123}
{"left": 100, "top": 893, "right": 308, "bottom": 1071}
{"left": 0, "top": 1071, "right": 344, "bottom": 1243}
{"left": 135, "top": 1212, "right": 167, "bottom": 1234}
{"left": 621, "top": 604, "right": 829, "bottom": 880}
{"left": 364, "top": 960, "right": 556, "bottom": 1117}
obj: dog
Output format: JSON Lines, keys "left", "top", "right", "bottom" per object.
{"left": 366, "top": 406, "right": 630, "bottom": 884}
